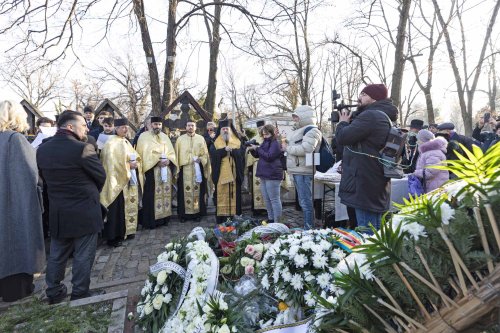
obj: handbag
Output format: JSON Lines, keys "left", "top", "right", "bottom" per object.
{"left": 408, "top": 169, "right": 426, "bottom": 196}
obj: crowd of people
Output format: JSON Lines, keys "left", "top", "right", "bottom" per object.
{"left": 1, "top": 84, "right": 498, "bottom": 304}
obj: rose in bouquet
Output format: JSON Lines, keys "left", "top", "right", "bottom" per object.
{"left": 136, "top": 239, "right": 189, "bottom": 333}
{"left": 258, "top": 230, "right": 353, "bottom": 326}
{"left": 219, "top": 233, "right": 270, "bottom": 280}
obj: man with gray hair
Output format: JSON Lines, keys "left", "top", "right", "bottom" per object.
{"left": 210, "top": 119, "right": 246, "bottom": 223}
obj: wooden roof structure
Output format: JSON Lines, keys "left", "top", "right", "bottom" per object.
{"left": 20, "top": 99, "right": 44, "bottom": 134}
{"left": 160, "top": 90, "right": 211, "bottom": 122}
{"left": 95, "top": 98, "right": 138, "bottom": 132}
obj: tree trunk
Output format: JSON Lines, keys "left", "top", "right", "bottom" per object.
{"left": 132, "top": 0, "right": 162, "bottom": 116}
{"left": 204, "top": 0, "right": 222, "bottom": 119}
{"left": 390, "top": 0, "right": 411, "bottom": 110}
{"left": 431, "top": 0, "right": 468, "bottom": 133}
{"left": 424, "top": 90, "right": 435, "bottom": 124}
{"left": 162, "top": 0, "right": 178, "bottom": 113}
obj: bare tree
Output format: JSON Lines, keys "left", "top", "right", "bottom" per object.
{"left": 0, "top": 55, "right": 60, "bottom": 109}
{"left": 431, "top": 0, "right": 500, "bottom": 135}
{"left": 66, "top": 77, "right": 105, "bottom": 111}
{"left": 93, "top": 55, "right": 151, "bottom": 127}
{"left": 406, "top": 0, "right": 447, "bottom": 124}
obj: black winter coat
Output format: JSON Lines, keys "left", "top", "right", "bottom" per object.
{"left": 37, "top": 134, "right": 106, "bottom": 238}
{"left": 335, "top": 99, "right": 399, "bottom": 213}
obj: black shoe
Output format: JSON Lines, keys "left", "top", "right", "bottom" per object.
{"left": 107, "top": 239, "right": 123, "bottom": 247}
{"left": 70, "top": 289, "right": 106, "bottom": 301}
{"left": 48, "top": 285, "right": 68, "bottom": 305}
{"left": 126, "top": 234, "right": 135, "bottom": 240}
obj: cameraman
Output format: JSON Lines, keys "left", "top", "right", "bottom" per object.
{"left": 335, "top": 84, "right": 398, "bottom": 233}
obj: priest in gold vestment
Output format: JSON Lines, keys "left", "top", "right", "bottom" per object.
{"left": 136, "top": 117, "right": 177, "bottom": 229}
{"left": 100, "top": 118, "right": 143, "bottom": 247}
{"left": 246, "top": 120, "right": 266, "bottom": 215}
{"left": 210, "top": 119, "right": 245, "bottom": 224}
{"left": 175, "top": 120, "right": 211, "bottom": 222}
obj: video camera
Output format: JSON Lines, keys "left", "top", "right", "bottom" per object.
{"left": 330, "top": 89, "right": 358, "bottom": 123}
{"left": 244, "top": 139, "right": 260, "bottom": 147}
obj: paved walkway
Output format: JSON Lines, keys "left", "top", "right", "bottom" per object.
{"left": 0, "top": 204, "right": 317, "bottom": 331}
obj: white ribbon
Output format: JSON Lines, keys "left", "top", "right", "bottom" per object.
{"left": 160, "top": 153, "right": 169, "bottom": 183}
{"left": 149, "top": 261, "right": 186, "bottom": 278}
{"left": 129, "top": 153, "right": 138, "bottom": 185}
{"left": 193, "top": 156, "right": 203, "bottom": 183}
{"left": 256, "top": 318, "right": 313, "bottom": 333}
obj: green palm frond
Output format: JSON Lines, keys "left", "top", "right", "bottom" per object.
{"left": 356, "top": 218, "right": 405, "bottom": 267}
{"left": 430, "top": 142, "right": 500, "bottom": 198}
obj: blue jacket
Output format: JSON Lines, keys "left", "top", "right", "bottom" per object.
{"left": 252, "top": 138, "right": 284, "bottom": 180}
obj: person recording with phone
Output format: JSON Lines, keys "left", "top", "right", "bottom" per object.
{"left": 335, "top": 84, "right": 398, "bottom": 233}
{"left": 472, "top": 112, "right": 497, "bottom": 151}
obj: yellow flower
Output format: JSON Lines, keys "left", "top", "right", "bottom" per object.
{"left": 278, "top": 301, "right": 288, "bottom": 311}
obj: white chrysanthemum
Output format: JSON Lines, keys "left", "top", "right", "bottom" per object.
{"left": 391, "top": 214, "right": 405, "bottom": 230}
{"left": 331, "top": 248, "right": 346, "bottom": 261}
{"left": 282, "top": 269, "right": 292, "bottom": 282}
{"left": 316, "top": 272, "right": 330, "bottom": 289}
{"left": 402, "top": 222, "right": 427, "bottom": 241}
{"left": 219, "top": 298, "right": 229, "bottom": 311}
{"left": 290, "top": 273, "right": 303, "bottom": 290}
{"left": 440, "top": 202, "right": 455, "bottom": 225}
{"left": 319, "top": 239, "right": 331, "bottom": 251}
{"left": 303, "top": 271, "right": 315, "bottom": 282}
{"left": 273, "top": 268, "right": 280, "bottom": 283}
{"left": 304, "top": 290, "right": 316, "bottom": 307}
{"left": 312, "top": 253, "right": 328, "bottom": 269}
{"left": 293, "top": 253, "right": 308, "bottom": 268}
{"left": 288, "top": 245, "right": 300, "bottom": 258}
{"left": 261, "top": 274, "right": 270, "bottom": 289}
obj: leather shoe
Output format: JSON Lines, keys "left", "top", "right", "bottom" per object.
{"left": 70, "top": 289, "right": 106, "bottom": 301}
{"left": 48, "top": 285, "right": 68, "bottom": 304}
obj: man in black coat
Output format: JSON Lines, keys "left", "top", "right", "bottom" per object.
{"left": 335, "top": 84, "right": 398, "bottom": 233}
{"left": 402, "top": 119, "right": 423, "bottom": 173}
{"left": 37, "top": 111, "right": 106, "bottom": 304}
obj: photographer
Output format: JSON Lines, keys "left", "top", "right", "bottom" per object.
{"left": 472, "top": 114, "right": 497, "bottom": 151}
{"left": 248, "top": 124, "right": 284, "bottom": 223}
{"left": 335, "top": 84, "right": 398, "bottom": 233}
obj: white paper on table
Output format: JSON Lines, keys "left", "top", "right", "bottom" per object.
{"left": 193, "top": 156, "right": 202, "bottom": 183}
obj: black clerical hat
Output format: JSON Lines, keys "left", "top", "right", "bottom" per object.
{"left": 150, "top": 116, "right": 163, "bottom": 123}
{"left": 219, "top": 119, "right": 233, "bottom": 128}
{"left": 256, "top": 120, "right": 265, "bottom": 127}
{"left": 114, "top": 118, "right": 128, "bottom": 126}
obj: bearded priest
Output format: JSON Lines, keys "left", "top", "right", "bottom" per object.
{"left": 136, "top": 116, "right": 177, "bottom": 229}
{"left": 175, "top": 120, "right": 211, "bottom": 222}
{"left": 210, "top": 119, "right": 246, "bottom": 224}
{"left": 100, "top": 118, "right": 143, "bottom": 247}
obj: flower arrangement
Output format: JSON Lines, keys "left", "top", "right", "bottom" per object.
{"left": 219, "top": 233, "right": 269, "bottom": 280}
{"left": 136, "top": 239, "right": 189, "bottom": 333}
{"left": 200, "top": 293, "right": 246, "bottom": 333}
{"left": 316, "top": 155, "right": 500, "bottom": 333}
{"left": 258, "top": 229, "right": 357, "bottom": 326}
{"left": 161, "top": 239, "right": 216, "bottom": 333}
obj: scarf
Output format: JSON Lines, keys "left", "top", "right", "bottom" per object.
{"left": 55, "top": 128, "right": 82, "bottom": 141}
